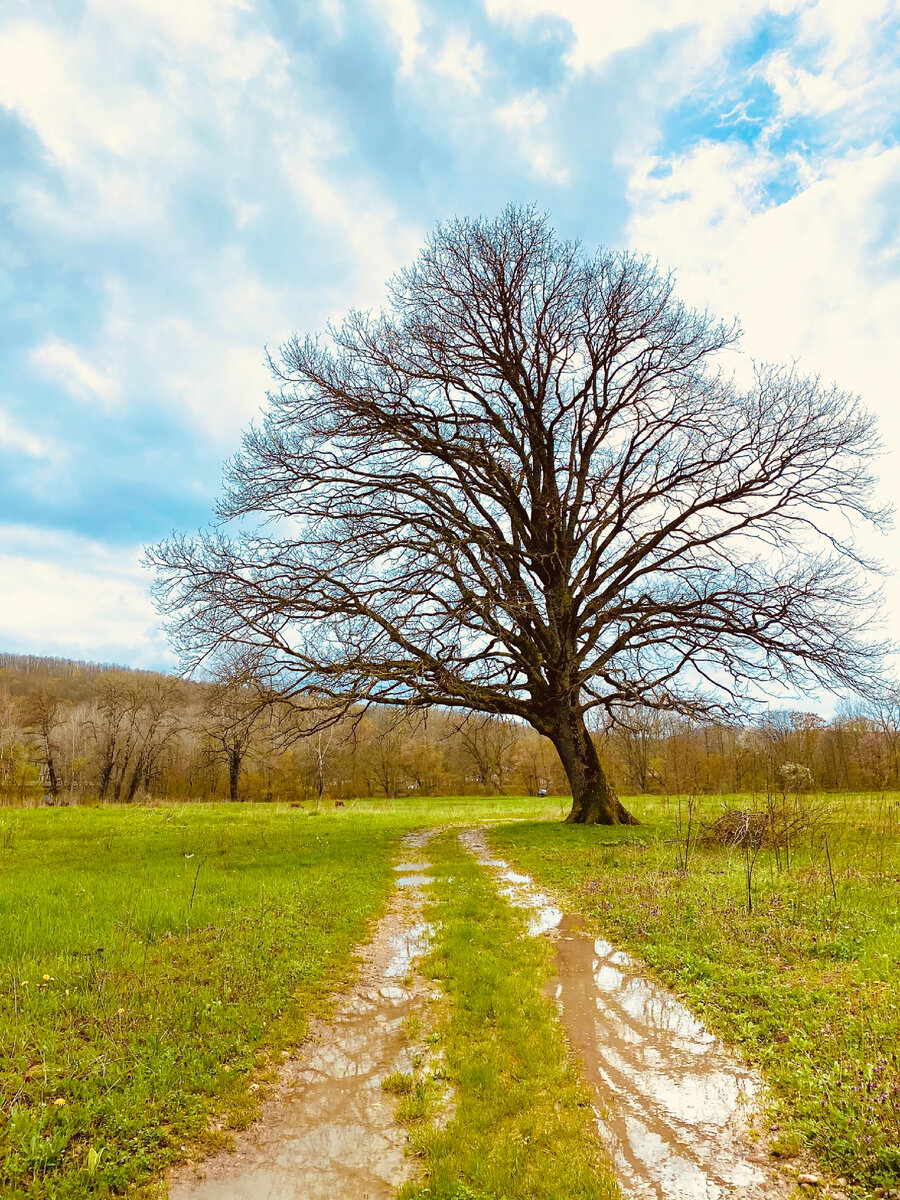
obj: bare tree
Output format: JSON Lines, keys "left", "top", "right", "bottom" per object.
{"left": 200, "top": 678, "right": 266, "bottom": 802}
{"left": 458, "top": 716, "right": 520, "bottom": 794}
{"left": 149, "top": 207, "right": 888, "bottom": 823}
{"left": 301, "top": 729, "right": 336, "bottom": 801}
{"left": 403, "top": 735, "right": 449, "bottom": 795}
{"left": 23, "top": 691, "right": 63, "bottom": 799}
{"left": 515, "top": 732, "right": 562, "bottom": 796}
{"left": 863, "top": 689, "right": 900, "bottom": 789}
{"left": 89, "top": 674, "right": 178, "bottom": 802}
{"left": 0, "top": 687, "right": 23, "bottom": 798}
{"left": 90, "top": 675, "right": 134, "bottom": 801}
{"left": 608, "top": 705, "right": 664, "bottom": 794}
{"left": 122, "top": 679, "right": 181, "bottom": 801}
{"left": 358, "top": 710, "right": 406, "bottom": 798}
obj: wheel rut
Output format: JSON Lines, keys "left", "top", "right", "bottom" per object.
{"left": 460, "top": 827, "right": 793, "bottom": 1200}
{"left": 167, "top": 831, "right": 435, "bottom": 1200}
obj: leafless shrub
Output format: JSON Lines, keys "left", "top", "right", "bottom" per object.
{"left": 778, "top": 761, "right": 814, "bottom": 794}
{"left": 703, "top": 793, "right": 830, "bottom": 850}
{"left": 702, "top": 807, "right": 770, "bottom": 849}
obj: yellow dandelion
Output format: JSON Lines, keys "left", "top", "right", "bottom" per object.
{"left": 43, "top": 974, "right": 51, "bottom": 981}
{"left": 117, "top": 1008, "right": 125, "bottom": 1016}
{"left": 53, "top": 1098, "right": 66, "bottom": 1107}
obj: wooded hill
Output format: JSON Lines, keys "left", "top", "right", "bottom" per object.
{"left": 1, "top": 653, "right": 899, "bottom": 803}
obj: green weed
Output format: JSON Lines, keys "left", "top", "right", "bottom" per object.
{"left": 382, "top": 1071, "right": 415, "bottom": 1095}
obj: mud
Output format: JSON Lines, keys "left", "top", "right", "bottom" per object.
{"left": 167, "top": 834, "right": 435, "bottom": 1200}
{"left": 460, "top": 829, "right": 787, "bottom": 1200}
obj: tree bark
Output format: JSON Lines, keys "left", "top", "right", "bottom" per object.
{"left": 45, "top": 754, "right": 60, "bottom": 799}
{"left": 228, "top": 749, "right": 242, "bottom": 802}
{"left": 547, "top": 707, "right": 638, "bottom": 825}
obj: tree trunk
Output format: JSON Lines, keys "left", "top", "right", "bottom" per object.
{"left": 228, "top": 749, "right": 241, "bottom": 802}
{"left": 45, "top": 749, "right": 60, "bottom": 798}
{"left": 125, "top": 761, "right": 143, "bottom": 803}
{"left": 547, "top": 707, "right": 638, "bottom": 825}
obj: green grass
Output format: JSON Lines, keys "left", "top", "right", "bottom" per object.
{"left": 0, "top": 796, "right": 560, "bottom": 1199}
{"left": 0, "top": 803, "right": 413, "bottom": 1198}
{"left": 491, "top": 791, "right": 900, "bottom": 1192}
{"left": 398, "top": 831, "right": 619, "bottom": 1200}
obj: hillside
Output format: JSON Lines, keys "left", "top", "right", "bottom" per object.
{"left": 0, "top": 652, "right": 166, "bottom": 703}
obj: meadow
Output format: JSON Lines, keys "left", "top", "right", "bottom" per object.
{"left": 1, "top": 791, "right": 897, "bottom": 1198}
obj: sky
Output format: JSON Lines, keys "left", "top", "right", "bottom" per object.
{"left": 0, "top": 0, "right": 898, "bottom": 683}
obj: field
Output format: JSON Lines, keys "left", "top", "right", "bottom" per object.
{"left": 1, "top": 791, "right": 898, "bottom": 1198}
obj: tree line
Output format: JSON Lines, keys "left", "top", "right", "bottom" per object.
{"left": 2, "top": 654, "right": 899, "bottom": 804}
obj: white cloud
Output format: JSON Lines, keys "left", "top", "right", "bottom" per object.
{"left": 763, "top": 0, "right": 900, "bottom": 141}
{"left": 280, "top": 146, "right": 422, "bottom": 313}
{"left": 0, "top": 526, "right": 171, "bottom": 668}
{"left": 0, "top": 22, "right": 164, "bottom": 169}
{"left": 0, "top": 2, "right": 288, "bottom": 235}
{"left": 371, "top": 0, "right": 423, "bottom": 75}
{"left": 434, "top": 32, "right": 487, "bottom": 93}
{"left": 30, "top": 339, "right": 119, "bottom": 408}
{"left": 2, "top": 0, "right": 422, "bottom": 447}
{"left": 78, "top": 263, "right": 296, "bottom": 442}
{"left": 0, "top": 409, "right": 63, "bottom": 462}
{"left": 626, "top": 141, "right": 900, "bottom": 400}
{"left": 485, "top": 0, "right": 888, "bottom": 78}
{"left": 484, "top": 0, "right": 795, "bottom": 72}
{"left": 625, "top": 137, "right": 900, "bottom": 610}
{"left": 89, "top": 0, "right": 249, "bottom": 51}
{"left": 495, "top": 92, "right": 570, "bottom": 185}
{"left": 484, "top": 0, "right": 898, "bottom": 163}
{"left": 496, "top": 93, "right": 548, "bottom": 131}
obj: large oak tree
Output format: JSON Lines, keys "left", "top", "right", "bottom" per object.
{"left": 149, "top": 207, "right": 887, "bottom": 823}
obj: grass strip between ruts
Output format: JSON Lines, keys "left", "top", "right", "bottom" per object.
{"left": 398, "top": 830, "right": 619, "bottom": 1200}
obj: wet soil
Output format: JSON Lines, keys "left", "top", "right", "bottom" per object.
{"left": 167, "top": 834, "right": 434, "bottom": 1200}
{"left": 460, "top": 829, "right": 790, "bottom": 1200}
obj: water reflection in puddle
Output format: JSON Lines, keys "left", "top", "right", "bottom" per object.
{"left": 459, "top": 835, "right": 563, "bottom": 936}
{"left": 385, "top": 921, "right": 434, "bottom": 978}
{"left": 461, "top": 829, "right": 775, "bottom": 1200}
{"left": 554, "top": 915, "right": 768, "bottom": 1199}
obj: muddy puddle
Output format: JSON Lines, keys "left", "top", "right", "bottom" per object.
{"left": 168, "top": 833, "right": 435, "bottom": 1200}
{"left": 460, "top": 829, "right": 785, "bottom": 1200}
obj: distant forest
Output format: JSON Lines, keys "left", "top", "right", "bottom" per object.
{"left": 1, "top": 652, "right": 899, "bottom": 804}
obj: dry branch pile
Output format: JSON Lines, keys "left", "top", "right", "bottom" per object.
{"left": 702, "top": 797, "right": 830, "bottom": 849}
